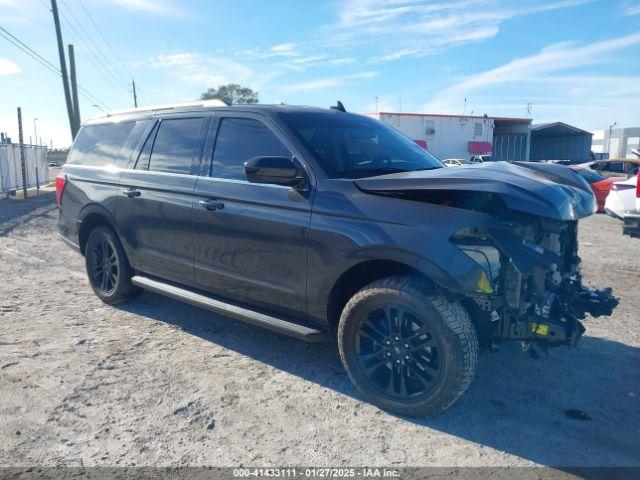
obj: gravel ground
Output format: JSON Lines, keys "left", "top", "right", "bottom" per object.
{"left": 0, "top": 193, "right": 639, "bottom": 467}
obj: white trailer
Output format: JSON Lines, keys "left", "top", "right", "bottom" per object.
{"left": 366, "top": 112, "right": 531, "bottom": 162}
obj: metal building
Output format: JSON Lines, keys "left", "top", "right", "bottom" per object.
{"left": 492, "top": 118, "right": 532, "bottom": 161}
{"left": 529, "top": 122, "right": 593, "bottom": 163}
{"left": 592, "top": 126, "right": 640, "bottom": 159}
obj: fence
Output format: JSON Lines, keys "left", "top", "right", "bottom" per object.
{"left": 493, "top": 133, "right": 529, "bottom": 162}
{"left": 0, "top": 143, "right": 49, "bottom": 194}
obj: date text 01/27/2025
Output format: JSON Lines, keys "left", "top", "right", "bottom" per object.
{"left": 232, "top": 468, "right": 400, "bottom": 478}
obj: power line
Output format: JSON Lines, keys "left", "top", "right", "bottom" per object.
{"left": 58, "top": 0, "right": 131, "bottom": 97}
{"left": 58, "top": 11, "right": 128, "bottom": 97}
{"left": 76, "top": 0, "right": 131, "bottom": 76}
{"left": 75, "top": 0, "right": 143, "bottom": 106}
{"left": 0, "top": 24, "right": 110, "bottom": 110}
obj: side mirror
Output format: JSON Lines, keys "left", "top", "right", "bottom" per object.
{"left": 244, "top": 156, "right": 306, "bottom": 188}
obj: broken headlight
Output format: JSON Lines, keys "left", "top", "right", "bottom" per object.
{"left": 455, "top": 243, "right": 502, "bottom": 294}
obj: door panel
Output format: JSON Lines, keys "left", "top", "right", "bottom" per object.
{"left": 115, "top": 116, "right": 208, "bottom": 285}
{"left": 117, "top": 171, "right": 197, "bottom": 283}
{"left": 193, "top": 178, "right": 312, "bottom": 319}
{"left": 191, "top": 115, "right": 313, "bottom": 319}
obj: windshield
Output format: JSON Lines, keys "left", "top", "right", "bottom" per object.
{"left": 279, "top": 112, "right": 443, "bottom": 178}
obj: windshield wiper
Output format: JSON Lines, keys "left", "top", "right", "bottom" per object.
{"left": 410, "top": 166, "right": 440, "bottom": 171}
{"left": 338, "top": 167, "right": 409, "bottom": 178}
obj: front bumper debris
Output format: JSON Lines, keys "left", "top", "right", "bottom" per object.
{"left": 527, "top": 279, "right": 618, "bottom": 347}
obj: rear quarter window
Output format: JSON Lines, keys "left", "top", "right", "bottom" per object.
{"left": 67, "top": 122, "right": 137, "bottom": 167}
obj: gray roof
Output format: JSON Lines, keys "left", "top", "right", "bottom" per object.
{"left": 84, "top": 101, "right": 345, "bottom": 125}
{"left": 532, "top": 122, "right": 593, "bottom": 137}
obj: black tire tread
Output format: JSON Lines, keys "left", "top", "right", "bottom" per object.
{"left": 338, "top": 275, "right": 478, "bottom": 417}
{"left": 85, "top": 226, "right": 141, "bottom": 305}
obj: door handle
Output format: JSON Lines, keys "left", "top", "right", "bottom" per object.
{"left": 124, "top": 188, "right": 141, "bottom": 198}
{"left": 199, "top": 199, "right": 225, "bottom": 211}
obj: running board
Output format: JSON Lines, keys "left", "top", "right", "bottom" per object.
{"left": 131, "top": 275, "right": 329, "bottom": 342}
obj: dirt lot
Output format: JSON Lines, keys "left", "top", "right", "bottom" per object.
{"left": 1, "top": 193, "right": 639, "bottom": 467}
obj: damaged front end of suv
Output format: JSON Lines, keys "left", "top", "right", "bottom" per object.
{"left": 356, "top": 161, "right": 619, "bottom": 350}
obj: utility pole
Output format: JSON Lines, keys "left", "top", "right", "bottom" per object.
{"left": 68, "top": 44, "right": 80, "bottom": 129}
{"left": 132, "top": 78, "right": 138, "bottom": 108}
{"left": 17, "top": 107, "right": 28, "bottom": 199}
{"left": 51, "top": 0, "right": 78, "bottom": 139}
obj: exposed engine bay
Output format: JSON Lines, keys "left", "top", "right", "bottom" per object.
{"left": 355, "top": 161, "right": 620, "bottom": 349}
{"left": 454, "top": 218, "right": 618, "bottom": 349}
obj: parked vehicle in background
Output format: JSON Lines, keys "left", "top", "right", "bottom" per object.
{"left": 57, "top": 101, "right": 618, "bottom": 418}
{"left": 586, "top": 158, "right": 640, "bottom": 178}
{"left": 469, "top": 154, "right": 492, "bottom": 163}
{"left": 442, "top": 158, "right": 470, "bottom": 167}
{"left": 604, "top": 176, "right": 638, "bottom": 219}
{"left": 48, "top": 160, "right": 61, "bottom": 167}
{"left": 570, "top": 166, "right": 625, "bottom": 213}
{"left": 623, "top": 175, "right": 640, "bottom": 237}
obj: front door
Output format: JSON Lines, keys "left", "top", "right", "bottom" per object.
{"left": 192, "top": 115, "right": 313, "bottom": 320}
{"left": 117, "top": 116, "right": 209, "bottom": 285}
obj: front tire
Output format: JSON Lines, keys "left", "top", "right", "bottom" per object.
{"left": 338, "top": 276, "right": 478, "bottom": 417}
{"left": 85, "top": 226, "right": 141, "bottom": 304}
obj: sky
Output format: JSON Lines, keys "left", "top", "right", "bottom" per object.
{"left": 0, "top": 0, "right": 639, "bottom": 148}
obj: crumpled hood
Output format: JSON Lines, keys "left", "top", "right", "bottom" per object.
{"left": 354, "top": 161, "right": 596, "bottom": 221}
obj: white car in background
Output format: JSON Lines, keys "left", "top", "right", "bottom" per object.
{"left": 442, "top": 158, "right": 471, "bottom": 167}
{"left": 622, "top": 175, "right": 640, "bottom": 237}
{"left": 605, "top": 176, "right": 638, "bottom": 219}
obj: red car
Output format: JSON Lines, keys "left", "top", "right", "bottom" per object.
{"left": 571, "top": 166, "right": 626, "bottom": 213}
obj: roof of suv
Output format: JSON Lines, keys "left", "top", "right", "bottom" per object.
{"left": 86, "top": 101, "right": 341, "bottom": 125}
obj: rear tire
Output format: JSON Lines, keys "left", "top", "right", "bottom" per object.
{"left": 338, "top": 275, "right": 478, "bottom": 417}
{"left": 85, "top": 226, "right": 141, "bottom": 305}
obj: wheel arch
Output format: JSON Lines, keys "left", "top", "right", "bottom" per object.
{"left": 326, "top": 258, "right": 442, "bottom": 336}
{"left": 77, "top": 204, "right": 119, "bottom": 255}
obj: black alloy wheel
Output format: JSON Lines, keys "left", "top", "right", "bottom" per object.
{"left": 338, "top": 276, "right": 478, "bottom": 417}
{"left": 355, "top": 304, "right": 441, "bottom": 399}
{"left": 84, "top": 226, "right": 141, "bottom": 304}
{"left": 88, "top": 235, "right": 119, "bottom": 294}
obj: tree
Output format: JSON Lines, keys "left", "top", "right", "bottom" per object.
{"left": 200, "top": 84, "right": 259, "bottom": 105}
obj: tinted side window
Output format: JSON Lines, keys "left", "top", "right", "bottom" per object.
{"left": 67, "top": 122, "right": 136, "bottom": 167}
{"left": 148, "top": 118, "right": 205, "bottom": 175}
{"left": 211, "top": 118, "right": 290, "bottom": 180}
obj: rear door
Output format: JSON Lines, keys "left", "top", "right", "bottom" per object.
{"left": 117, "top": 115, "right": 209, "bottom": 285}
{"left": 192, "top": 114, "right": 313, "bottom": 320}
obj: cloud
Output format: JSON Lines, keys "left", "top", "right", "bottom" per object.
{"left": 241, "top": 0, "right": 591, "bottom": 71}
{"left": 282, "top": 72, "right": 378, "bottom": 92}
{"left": 625, "top": 1, "right": 640, "bottom": 15}
{"left": 0, "top": 57, "right": 21, "bottom": 76}
{"left": 149, "top": 52, "right": 254, "bottom": 87}
{"left": 422, "top": 32, "right": 640, "bottom": 127}
{"left": 104, "top": 0, "right": 184, "bottom": 16}
{"left": 331, "top": 0, "right": 593, "bottom": 61}
{"left": 269, "top": 43, "right": 298, "bottom": 57}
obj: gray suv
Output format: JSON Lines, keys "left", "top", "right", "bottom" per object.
{"left": 57, "top": 102, "right": 618, "bottom": 417}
